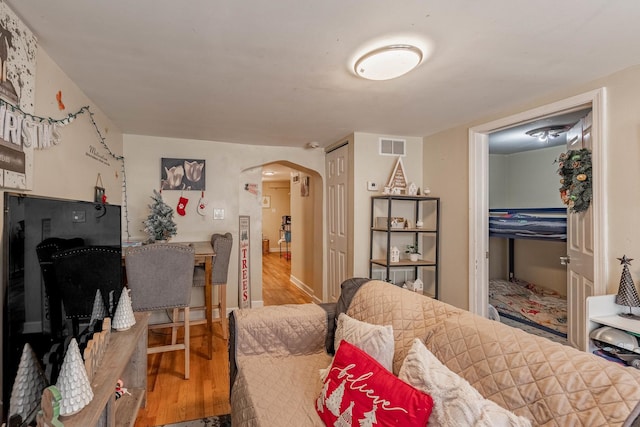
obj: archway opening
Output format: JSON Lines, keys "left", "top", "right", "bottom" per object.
{"left": 240, "top": 160, "right": 324, "bottom": 307}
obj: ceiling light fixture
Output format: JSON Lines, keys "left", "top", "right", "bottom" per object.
{"left": 354, "top": 45, "right": 423, "bottom": 81}
{"left": 525, "top": 125, "right": 571, "bottom": 142}
{"left": 262, "top": 170, "right": 275, "bottom": 176}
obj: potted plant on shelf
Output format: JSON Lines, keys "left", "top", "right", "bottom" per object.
{"left": 405, "top": 244, "right": 421, "bottom": 262}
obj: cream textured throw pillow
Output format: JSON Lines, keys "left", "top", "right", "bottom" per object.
{"left": 399, "top": 339, "right": 531, "bottom": 427}
{"left": 333, "top": 313, "right": 394, "bottom": 372}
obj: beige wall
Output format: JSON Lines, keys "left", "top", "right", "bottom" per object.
{"left": 424, "top": 64, "right": 640, "bottom": 309}
{"left": 123, "top": 134, "right": 325, "bottom": 307}
{"left": 290, "top": 171, "right": 323, "bottom": 298}
{"left": 422, "top": 126, "right": 469, "bottom": 307}
{"left": 16, "top": 49, "right": 124, "bottom": 204}
{"left": 352, "top": 132, "right": 424, "bottom": 277}
{"left": 490, "top": 145, "right": 565, "bottom": 209}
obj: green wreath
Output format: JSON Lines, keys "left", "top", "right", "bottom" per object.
{"left": 556, "top": 148, "right": 592, "bottom": 213}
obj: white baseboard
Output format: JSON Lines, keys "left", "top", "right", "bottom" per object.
{"left": 289, "top": 274, "right": 320, "bottom": 303}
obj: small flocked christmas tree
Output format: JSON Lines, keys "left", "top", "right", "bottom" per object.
{"left": 615, "top": 255, "right": 640, "bottom": 320}
{"left": 143, "top": 189, "right": 177, "bottom": 242}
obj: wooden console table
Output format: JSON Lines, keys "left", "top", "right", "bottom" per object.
{"left": 60, "top": 312, "right": 149, "bottom": 427}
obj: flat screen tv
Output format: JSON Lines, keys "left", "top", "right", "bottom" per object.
{"left": 2, "top": 193, "right": 122, "bottom": 425}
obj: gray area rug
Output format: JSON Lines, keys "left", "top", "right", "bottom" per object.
{"left": 156, "top": 415, "right": 231, "bottom": 427}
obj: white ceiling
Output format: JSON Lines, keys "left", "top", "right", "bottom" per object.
{"left": 7, "top": 1, "right": 640, "bottom": 148}
{"left": 488, "top": 107, "right": 592, "bottom": 155}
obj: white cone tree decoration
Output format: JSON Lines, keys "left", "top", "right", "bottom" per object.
{"left": 90, "top": 290, "right": 107, "bottom": 323}
{"left": 112, "top": 287, "right": 136, "bottom": 331}
{"left": 56, "top": 338, "right": 93, "bottom": 416}
{"left": 9, "top": 343, "right": 48, "bottom": 423}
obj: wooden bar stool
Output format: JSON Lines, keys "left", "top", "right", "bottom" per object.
{"left": 192, "top": 233, "right": 232, "bottom": 358}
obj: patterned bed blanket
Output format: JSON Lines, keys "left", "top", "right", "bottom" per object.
{"left": 489, "top": 278, "right": 567, "bottom": 335}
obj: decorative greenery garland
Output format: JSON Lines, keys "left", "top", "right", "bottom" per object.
{"left": 556, "top": 148, "right": 592, "bottom": 213}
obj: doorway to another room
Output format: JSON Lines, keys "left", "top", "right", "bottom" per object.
{"left": 469, "top": 89, "right": 606, "bottom": 351}
{"left": 486, "top": 108, "right": 591, "bottom": 345}
{"left": 260, "top": 162, "right": 318, "bottom": 306}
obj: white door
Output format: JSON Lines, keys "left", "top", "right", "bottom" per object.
{"left": 566, "top": 114, "right": 595, "bottom": 350}
{"left": 326, "top": 144, "right": 349, "bottom": 302}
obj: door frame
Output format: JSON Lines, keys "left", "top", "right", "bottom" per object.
{"left": 468, "top": 88, "right": 607, "bottom": 317}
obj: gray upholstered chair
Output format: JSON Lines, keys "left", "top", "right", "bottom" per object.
{"left": 125, "top": 243, "right": 195, "bottom": 379}
{"left": 193, "top": 233, "right": 233, "bottom": 344}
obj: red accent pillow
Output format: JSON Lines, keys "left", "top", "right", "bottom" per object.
{"left": 316, "top": 340, "right": 433, "bottom": 426}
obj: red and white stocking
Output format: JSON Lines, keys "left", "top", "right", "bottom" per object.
{"left": 177, "top": 196, "right": 188, "bottom": 216}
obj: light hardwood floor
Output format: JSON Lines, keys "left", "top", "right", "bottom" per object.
{"left": 262, "top": 251, "right": 313, "bottom": 306}
{"left": 134, "top": 251, "right": 311, "bottom": 426}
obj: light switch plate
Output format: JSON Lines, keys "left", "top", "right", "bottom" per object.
{"left": 213, "top": 208, "right": 225, "bottom": 220}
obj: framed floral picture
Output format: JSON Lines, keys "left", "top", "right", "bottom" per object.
{"left": 161, "top": 158, "right": 206, "bottom": 190}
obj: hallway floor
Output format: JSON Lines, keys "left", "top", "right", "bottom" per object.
{"left": 262, "top": 251, "right": 312, "bottom": 305}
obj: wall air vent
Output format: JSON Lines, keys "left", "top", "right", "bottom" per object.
{"left": 379, "top": 138, "right": 406, "bottom": 156}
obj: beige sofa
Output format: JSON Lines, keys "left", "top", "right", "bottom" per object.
{"left": 229, "top": 279, "right": 640, "bottom": 426}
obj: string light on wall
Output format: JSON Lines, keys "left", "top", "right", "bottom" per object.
{"left": 0, "top": 98, "right": 131, "bottom": 239}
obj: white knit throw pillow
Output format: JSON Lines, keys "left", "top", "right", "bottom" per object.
{"left": 319, "top": 313, "right": 394, "bottom": 382}
{"left": 334, "top": 312, "right": 394, "bottom": 372}
{"left": 399, "top": 338, "right": 532, "bottom": 427}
